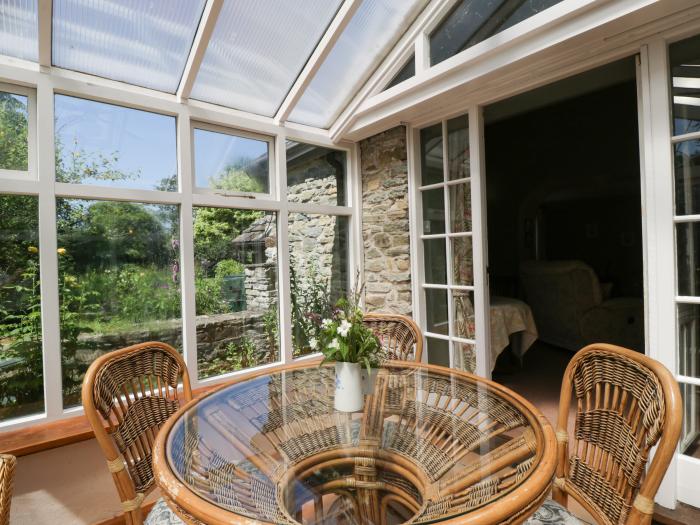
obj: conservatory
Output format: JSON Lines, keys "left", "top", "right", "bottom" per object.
{"left": 0, "top": 0, "right": 699, "bottom": 524}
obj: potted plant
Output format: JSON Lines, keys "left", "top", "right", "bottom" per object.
{"left": 315, "top": 296, "right": 383, "bottom": 412}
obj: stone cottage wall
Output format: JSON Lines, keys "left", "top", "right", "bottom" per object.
{"left": 360, "top": 126, "right": 412, "bottom": 316}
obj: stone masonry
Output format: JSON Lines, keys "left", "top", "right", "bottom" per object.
{"left": 360, "top": 126, "right": 412, "bottom": 316}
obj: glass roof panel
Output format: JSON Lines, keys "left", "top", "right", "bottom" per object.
{"left": 190, "top": 0, "right": 343, "bottom": 117}
{"left": 0, "top": 0, "right": 38, "bottom": 62}
{"left": 289, "top": 0, "right": 427, "bottom": 129}
{"left": 52, "top": 0, "right": 206, "bottom": 93}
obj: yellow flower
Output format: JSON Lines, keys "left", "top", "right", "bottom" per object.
{"left": 57, "top": 248, "right": 67, "bottom": 255}
{"left": 27, "top": 246, "right": 38, "bottom": 254}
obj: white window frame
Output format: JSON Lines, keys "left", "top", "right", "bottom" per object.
{"left": 0, "top": 81, "right": 37, "bottom": 180}
{"left": 0, "top": 63, "right": 360, "bottom": 432}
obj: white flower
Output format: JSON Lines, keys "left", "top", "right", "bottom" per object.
{"left": 329, "top": 338, "right": 340, "bottom": 350}
{"left": 337, "top": 320, "right": 352, "bottom": 338}
{"left": 322, "top": 318, "right": 333, "bottom": 329}
{"left": 309, "top": 338, "right": 318, "bottom": 350}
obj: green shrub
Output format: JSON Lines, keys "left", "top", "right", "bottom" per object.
{"left": 214, "top": 259, "right": 245, "bottom": 279}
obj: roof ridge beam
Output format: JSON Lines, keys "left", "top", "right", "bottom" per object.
{"left": 177, "top": 0, "right": 224, "bottom": 102}
{"left": 274, "top": 0, "right": 362, "bottom": 125}
{"left": 38, "top": 0, "right": 52, "bottom": 67}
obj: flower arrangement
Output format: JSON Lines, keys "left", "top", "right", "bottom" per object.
{"left": 314, "top": 293, "right": 383, "bottom": 370}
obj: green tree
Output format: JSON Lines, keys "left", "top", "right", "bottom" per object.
{"left": 0, "top": 93, "right": 28, "bottom": 171}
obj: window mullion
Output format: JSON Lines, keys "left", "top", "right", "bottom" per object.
{"left": 276, "top": 132, "right": 293, "bottom": 364}
{"left": 36, "top": 77, "right": 62, "bottom": 419}
{"left": 442, "top": 120, "right": 455, "bottom": 369}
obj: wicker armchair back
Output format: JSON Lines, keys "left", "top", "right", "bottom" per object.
{"left": 82, "top": 341, "right": 192, "bottom": 525}
{"left": 0, "top": 454, "right": 16, "bottom": 525}
{"left": 363, "top": 312, "right": 423, "bottom": 362}
{"left": 552, "top": 343, "right": 682, "bottom": 525}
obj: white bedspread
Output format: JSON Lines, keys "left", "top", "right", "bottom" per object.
{"left": 490, "top": 296, "right": 538, "bottom": 371}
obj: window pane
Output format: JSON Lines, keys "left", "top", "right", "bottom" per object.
{"left": 426, "top": 337, "right": 449, "bottom": 367}
{"left": 287, "top": 142, "right": 346, "bottom": 206}
{"left": 289, "top": 0, "right": 426, "bottom": 128}
{"left": 447, "top": 116, "right": 469, "bottom": 180}
{"left": 190, "top": 0, "right": 343, "bottom": 117}
{"left": 57, "top": 199, "right": 181, "bottom": 407}
{"left": 425, "top": 288, "right": 448, "bottom": 335}
{"left": 0, "top": 194, "right": 43, "bottom": 421}
{"left": 289, "top": 213, "right": 349, "bottom": 357}
{"left": 0, "top": 91, "right": 29, "bottom": 172}
{"left": 193, "top": 207, "right": 279, "bottom": 379}
{"left": 678, "top": 304, "right": 700, "bottom": 379}
{"left": 675, "top": 140, "right": 700, "bottom": 215}
{"left": 430, "top": 0, "right": 562, "bottom": 66}
{"left": 52, "top": 0, "right": 206, "bottom": 93}
{"left": 424, "top": 239, "right": 446, "bottom": 284}
{"left": 0, "top": 0, "right": 38, "bottom": 62}
{"left": 54, "top": 95, "right": 177, "bottom": 190}
{"left": 453, "top": 289, "right": 475, "bottom": 339}
{"left": 450, "top": 183, "right": 472, "bottom": 233}
{"left": 194, "top": 128, "right": 269, "bottom": 193}
{"left": 677, "top": 222, "right": 700, "bottom": 296}
{"left": 453, "top": 341, "right": 476, "bottom": 373}
{"left": 422, "top": 188, "right": 445, "bottom": 234}
{"left": 385, "top": 55, "right": 415, "bottom": 90}
{"left": 452, "top": 237, "right": 473, "bottom": 286}
{"left": 670, "top": 34, "right": 700, "bottom": 136}
{"left": 420, "top": 124, "right": 443, "bottom": 186}
{"left": 680, "top": 382, "right": 700, "bottom": 458}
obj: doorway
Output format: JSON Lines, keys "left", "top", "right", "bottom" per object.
{"left": 482, "top": 57, "right": 645, "bottom": 421}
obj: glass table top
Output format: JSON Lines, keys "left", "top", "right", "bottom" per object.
{"left": 164, "top": 363, "right": 549, "bottom": 524}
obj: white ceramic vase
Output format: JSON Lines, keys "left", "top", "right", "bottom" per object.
{"left": 334, "top": 361, "right": 363, "bottom": 412}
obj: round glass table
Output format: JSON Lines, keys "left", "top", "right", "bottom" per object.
{"left": 153, "top": 361, "right": 556, "bottom": 525}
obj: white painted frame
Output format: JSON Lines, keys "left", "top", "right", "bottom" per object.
{"left": 0, "top": 62, "right": 360, "bottom": 432}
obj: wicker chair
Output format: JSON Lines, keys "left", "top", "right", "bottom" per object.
{"left": 82, "top": 342, "right": 192, "bottom": 525}
{"left": 363, "top": 312, "right": 423, "bottom": 362}
{"left": 526, "top": 343, "right": 682, "bottom": 525}
{"left": 0, "top": 454, "right": 16, "bottom": 525}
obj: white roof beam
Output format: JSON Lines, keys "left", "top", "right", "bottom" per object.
{"left": 38, "top": 0, "right": 52, "bottom": 67}
{"left": 177, "top": 0, "right": 224, "bottom": 102}
{"left": 274, "top": 0, "right": 362, "bottom": 125}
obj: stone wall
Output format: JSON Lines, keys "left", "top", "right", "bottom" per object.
{"left": 360, "top": 126, "right": 412, "bottom": 316}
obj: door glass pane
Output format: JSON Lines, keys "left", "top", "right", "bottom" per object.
{"left": 289, "top": 214, "right": 349, "bottom": 357}
{"left": 0, "top": 91, "right": 29, "bottom": 172}
{"left": 193, "top": 128, "right": 270, "bottom": 194}
{"left": 423, "top": 239, "right": 447, "bottom": 284}
{"left": 452, "top": 237, "right": 473, "bottom": 286}
{"left": 677, "top": 222, "right": 700, "bottom": 296}
{"left": 426, "top": 337, "right": 449, "bottom": 367}
{"left": 680, "top": 383, "right": 700, "bottom": 458}
{"left": 450, "top": 183, "right": 472, "bottom": 232}
{"left": 54, "top": 95, "right": 177, "bottom": 191}
{"left": 678, "top": 304, "right": 700, "bottom": 378}
{"left": 669, "top": 34, "right": 700, "bottom": 136}
{"left": 0, "top": 194, "right": 43, "bottom": 421}
{"left": 422, "top": 189, "right": 445, "bottom": 234}
{"left": 453, "top": 341, "right": 476, "bottom": 373}
{"left": 420, "top": 124, "right": 443, "bottom": 186}
{"left": 675, "top": 140, "right": 700, "bottom": 215}
{"left": 453, "top": 290, "right": 475, "bottom": 340}
{"left": 57, "top": 199, "right": 181, "bottom": 408}
{"left": 287, "top": 142, "right": 346, "bottom": 206}
{"left": 447, "top": 116, "right": 469, "bottom": 180}
{"left": 425, "top": 289, "right": 448, "bottom": 335}
{"left": 0, "top": 0, "right": 38, "bottom": 62}
{"left": 193, "top": 207, "right": 279, "bottom": 379}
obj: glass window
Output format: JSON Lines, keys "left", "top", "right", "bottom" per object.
{"left": 677, "top": 222, "right": 700, "bottom": 297}
{"left": 193, "top": 207, "right": 279, "bottom": 379}
{"left": 0, "top": 0, "right": 38, "bottom": 62}
{"left": 52, "top": 0, "right": 206, "bottom": 93}
{"left": 424, "top": 239, "right": 447, "bottom": 284}
{"left": 670, "top": 34, "right": 700, "bottom": 136}
{"left": 190, "top": 0, "right": 343, "bottom": 117}
{"left": 674, "top": 140, "right": 700, "bottom": 216}
{"left": 430, "top": 0, "right": 563, "bottom": 66}
{"left": 0, "top": 90, "right": 29, "bottom": 173}
{"left": 194, "top": 128, "right": 270, "bottom": 194}
{"left": 426, "top": 337, "right": 449, "bottom": 367}
{"left": 680, "top": 382, "right": 700, "bottom": 458}
{"left": 289, "top": 213, "right": 349, "bottom": 357}
{"left": 422, "top": 189, "right": 445, "bottom": 234}
{"left": 289, "top": 0, "right": 427, "bottom": 128}
{"left": 0, "top": 194, "right": 43, "bottom": 422}
{"left": 57, "top": 199, "right": 181, "bottom": 408}
{"left": 385, "top": 55, "right": 415, "bottom": 90}
{"left": 678, "top": 304, "right": 700, "bottom": 379}
{"left": 421, "top": 123, "right": 443, "bottom": 186}
{"left": 286, "top": 141, "right": 346, "bottom": 206}
{"left": 54, "top": 95, "right": 177, "bottom": 191}
{"left": 426, "top": 289, "right": 448, "bottom": 335}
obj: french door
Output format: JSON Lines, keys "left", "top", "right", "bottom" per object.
{"left": 410, "top": 108, "right": 491, "bottom": 376}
